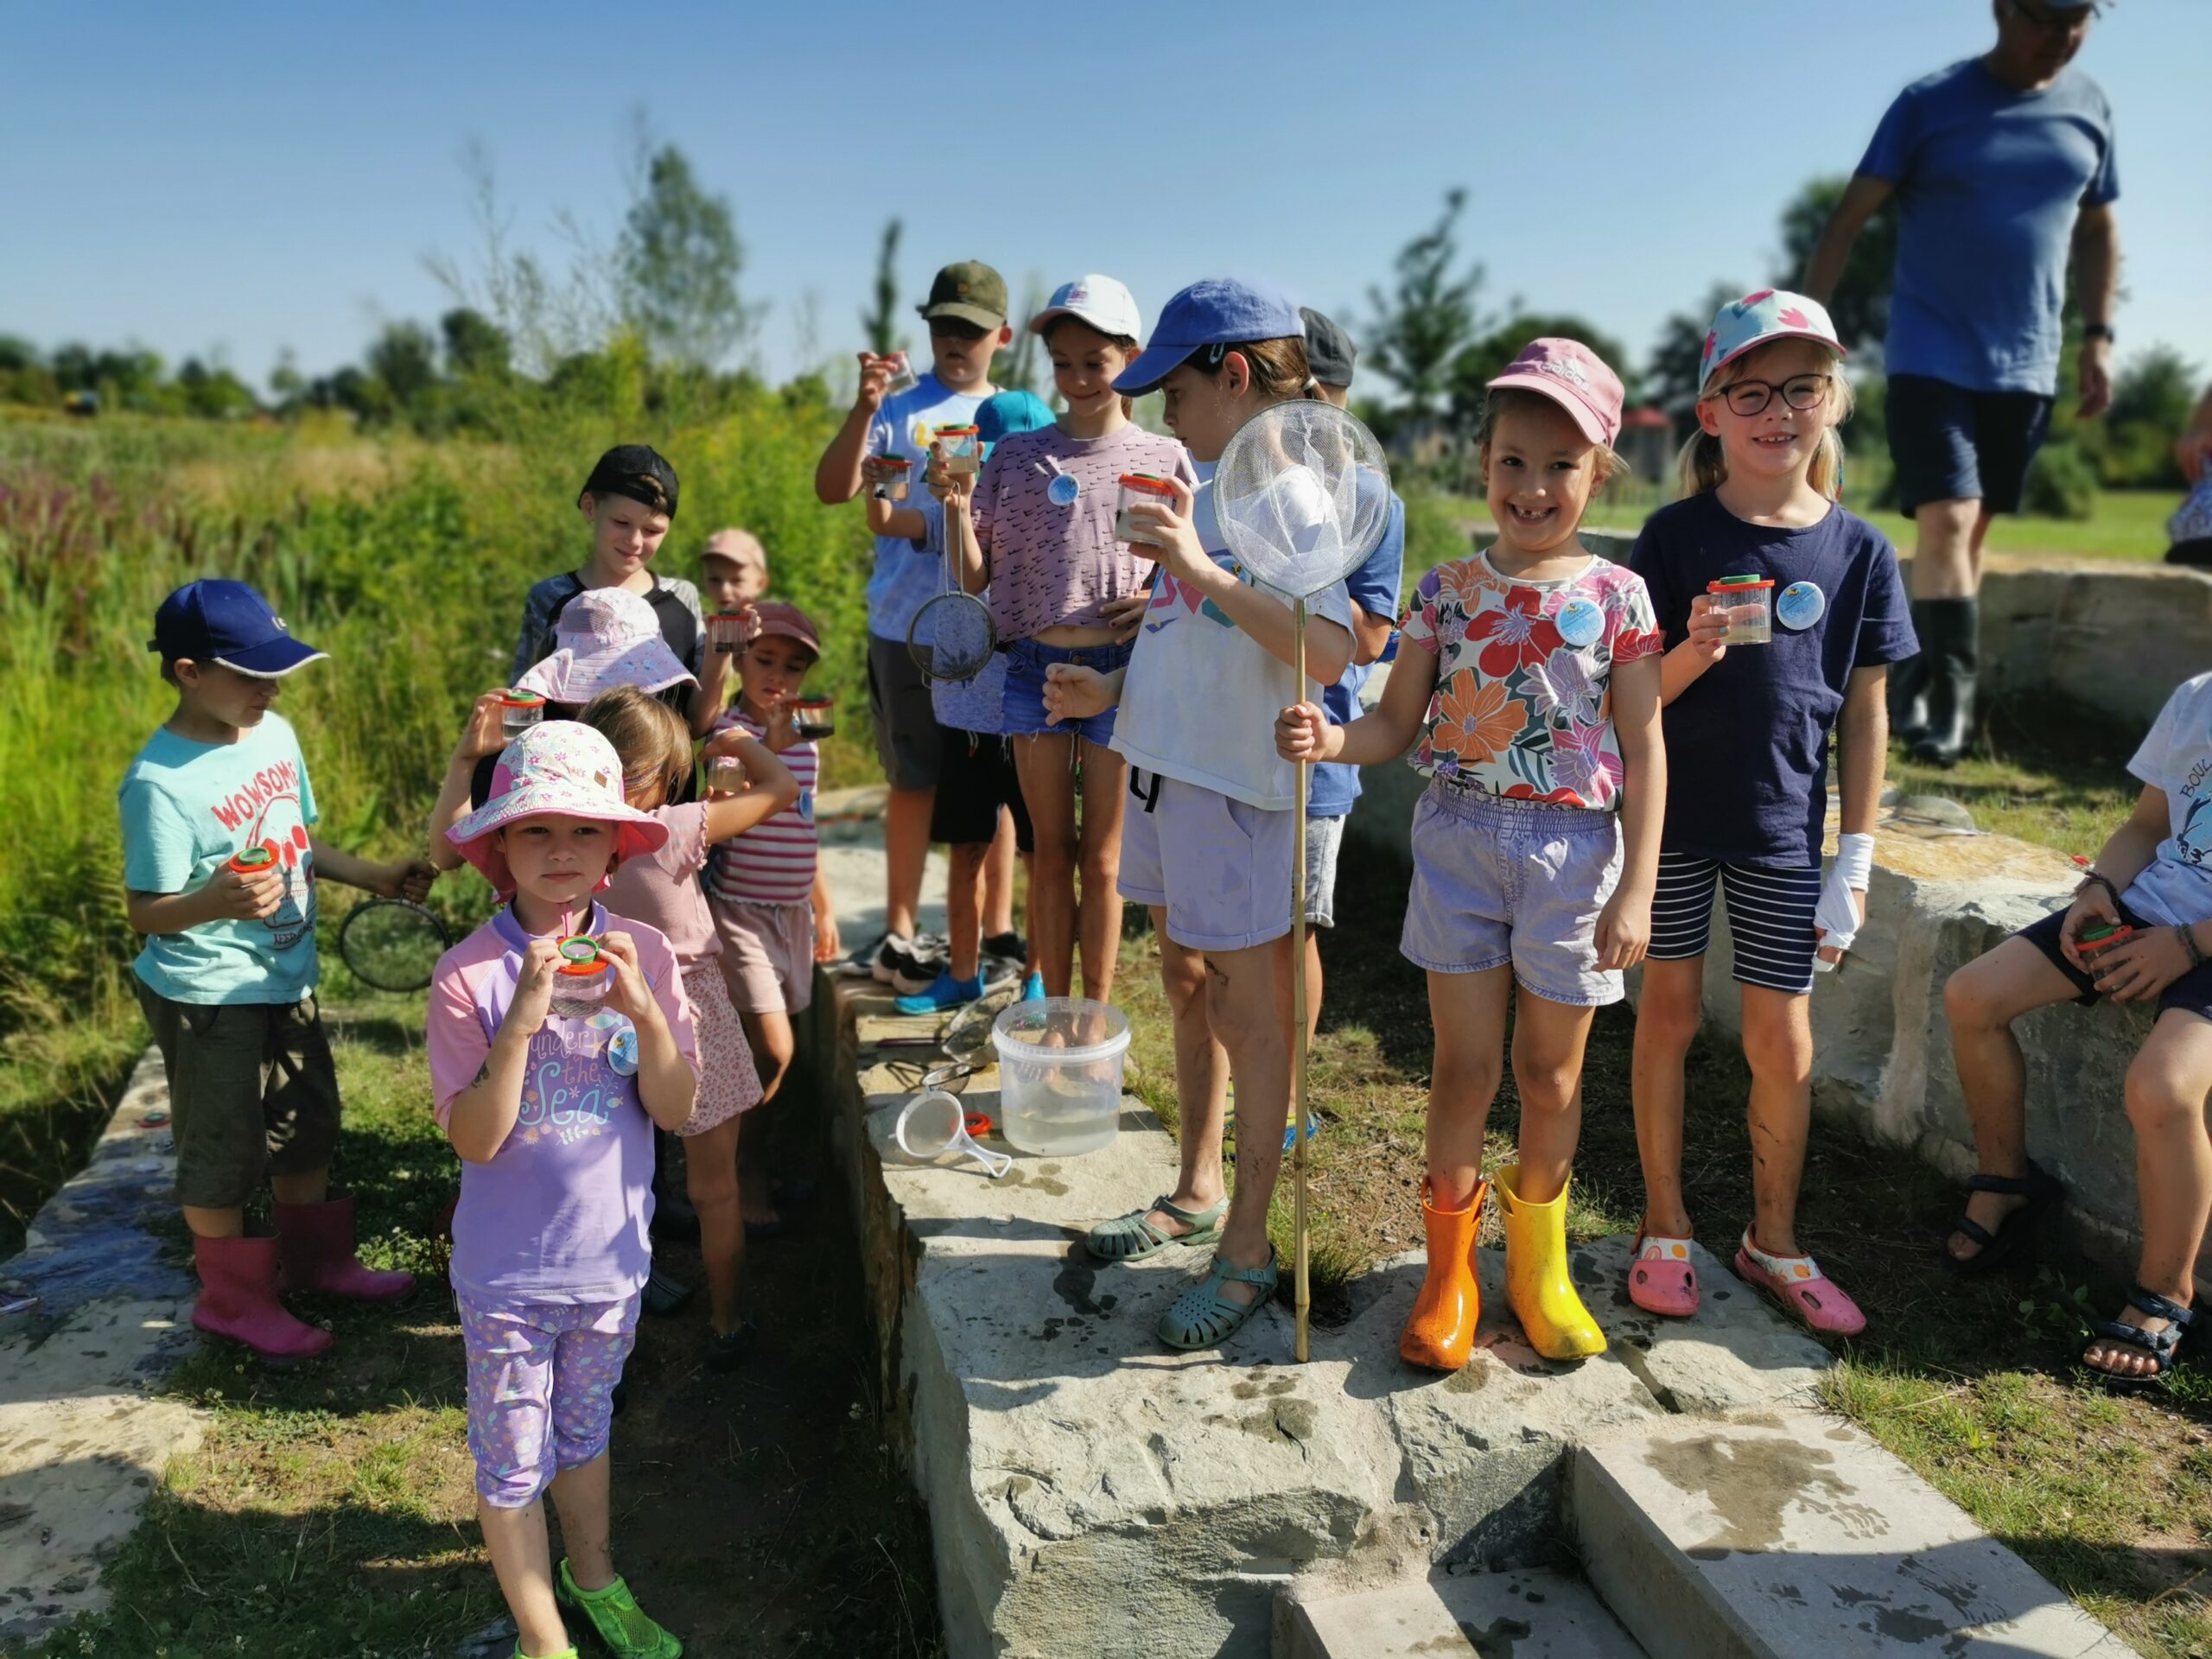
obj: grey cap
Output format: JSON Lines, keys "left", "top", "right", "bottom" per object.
{"left": 1300, "top": 308, "right": 1357, "bottom": 390}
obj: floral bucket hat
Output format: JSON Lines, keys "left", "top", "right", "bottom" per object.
{"left": 1699, "top": 289, "right": 1845, "bottom": 391}
{"left": 514, "top": 587, "right": 696, "bottom": 704}
{"left": 447, "top": 721, "right": 669, "bottom": 896}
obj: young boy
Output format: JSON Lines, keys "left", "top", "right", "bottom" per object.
{"left": 701, "top": 526, "right": 772, "bottom": 608}
{"left": 704, "top": 602, "right": 839, "bottom": 1234}
{"left": 123, "top": 579, "right": 430, "bottom": 1362}
{"left": 1942, "top": 670, "right": 2212, "bottom": 1389}
{"left": 812, "top": 261, "right": 1014, "bottom": 991}
{"left": 515, "top": 444, "right": 724, "bottom": 736}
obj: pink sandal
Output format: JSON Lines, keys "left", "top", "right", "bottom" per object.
{"left": 1629, "top": 1224, "right": 1700, "bottom": 1319}
{"left": 1733, "top": 1230, "right": 1866, "bottom": 1338}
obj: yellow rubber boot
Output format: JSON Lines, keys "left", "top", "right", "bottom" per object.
{"left": 1496, "top": 1163, "right": 1606, "bottom": 1361}
{"left": 1399, "top": 1178, "right": 1488, "bottom": 1372}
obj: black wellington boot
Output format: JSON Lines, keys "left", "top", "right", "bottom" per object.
{"left": 1888, "top": 601, "right": 1935, "bottom": 746}
{"left": 1910, "top": 597, "right": 1980, "bottom": 766}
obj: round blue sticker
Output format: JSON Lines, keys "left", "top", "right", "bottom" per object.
{"left": 1047, "top": 473, "right": 1080, "bottom": 507}
{"left": 605, "top": 1021, "right": 640, "bottom": 1078}
{"left": 1777, "top": 581, "right": 1826, "bottom": 632}
{"left": 1554, "top": 597, "right": 1605, "bottom": 650}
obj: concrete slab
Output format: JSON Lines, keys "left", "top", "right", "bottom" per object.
{"left": 1284, "top": 1566, "right": 1646, "bottom": 1658}
{"left": 1571, "top": 1408, "right": 2133, "bottom": 1659}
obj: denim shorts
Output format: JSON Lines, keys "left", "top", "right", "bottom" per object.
{"left": 1399, "top": 785, "right": 1625, "bottom": 1007}
{"left": 1000, "top": 637, "right": 1135, "bottom": 747}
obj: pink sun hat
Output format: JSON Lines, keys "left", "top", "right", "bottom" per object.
{"left": 447, "top": 721, "right": 669, "bottom": 897}
{"left": 1487, "top": 338, "right": 1626, "bottom": 448}
{"left": 1699, "top": 289, "right": 1845, "bottom": 390}
{"left": 513, "top": 587, "right": 696, "bottom": 704}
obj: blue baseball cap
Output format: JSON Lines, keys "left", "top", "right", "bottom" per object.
{"left": 1113, "top": 278, "right": 1304, "bottom": 396}
{"left": 975, "top": 390, "right": 1057, "bottom": 445}
{"left": 150, "top": 579, "right": 327, "bottom": 677}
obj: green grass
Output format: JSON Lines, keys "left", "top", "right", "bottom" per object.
{"left": 1887, "top": 689, "right": 2147, "bottom": 859}
{"left": 21, "top": 998, "right": 941, "bottom": 1659}
{"left": 1107, "top": 851, "right": 2212, "bottom": 1656}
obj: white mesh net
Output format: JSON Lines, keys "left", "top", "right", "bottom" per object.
{"left": 1212, "top": 400, "right": 1394, "bottom": 600}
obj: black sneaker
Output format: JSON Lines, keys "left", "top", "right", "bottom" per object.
{"left": 873, "top": 933, "right": 942, "bottom": 995}
{"left": 983, "top": 930, "right": 1027, "bottom": 963}
{"left": 643, "top": 1263, "right": 693, "bottom": 1317}
{"left": 704, "top": 1318, "right": 754, "bottom": 1374}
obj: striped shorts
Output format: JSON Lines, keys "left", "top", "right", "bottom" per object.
{"left": 1647, "top": 853, "right": 1823, "bottom": 995}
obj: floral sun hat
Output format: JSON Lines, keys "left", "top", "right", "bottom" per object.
{"left": 1699, "top": 289, "right": 1845, "bottom": 391}
{"left": 447, "top": 721, "right": 670, "bottom": 896}
{"left": 513, "top": 587, "right": 696, "bottom": 703}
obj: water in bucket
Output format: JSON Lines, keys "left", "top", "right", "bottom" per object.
{"left": 991, "top": 998, "right": 1131, "bottom": 1156}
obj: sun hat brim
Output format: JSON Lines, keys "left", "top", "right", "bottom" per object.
{"left": 448, "top": 785, "right": 670, "bottom": 897}
{"left": 513, "top": 639, "right": 696, "bottom": 704}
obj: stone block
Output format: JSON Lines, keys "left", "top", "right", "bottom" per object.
{"left": 1282, "top": 1566, "right": 1643, "bottom": 1658}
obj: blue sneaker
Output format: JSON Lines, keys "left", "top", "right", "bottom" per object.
{"left": 1020, "top": 971, "right": 1046, "bottom": 1003}
{"left": 894, "top": 969, "right": 985, "bottom": 1015}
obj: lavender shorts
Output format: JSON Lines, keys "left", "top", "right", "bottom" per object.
{"left": 1117, "top": 768, "right": 1294, "bottom": 953}
{"left": 459, "top": 1290, "right": 641, "bottom": 1508}
{"left": 1399, "top": 784, "right": 1625, "bottom": 1006}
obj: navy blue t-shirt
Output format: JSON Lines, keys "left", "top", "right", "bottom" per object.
{"left": 1630, "top": 494, "right": 1916, "bottom": 869}
{"left": 1311, "top": 486, "right": 1407, "bottom": 820}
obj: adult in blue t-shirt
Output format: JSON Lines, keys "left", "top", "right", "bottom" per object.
{"left": 1803, "top": 0, "right": 2119, "bottom": 766}
{"left": 1300, "top": 308, "right": 1408, "bottom": 1042}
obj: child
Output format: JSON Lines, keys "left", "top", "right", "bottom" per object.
{"left": 700, "top": 526, "right": 771, "bottom": 607}
{"left": 516, "top": 445, "right": 726, "bottom": 735}
{"left": 813, "top": 262, "right": 1013, "bottom": 992}
{"left": 433, "top": 721, "right": 696, "bottom": 1659}
{"left": 1627, "top": 290, "right": 1915, "bottom": 1338}
{"left": 938, "top": 277, "right": 1190, "bottom": 1007}
{"left": 1297, "top": 307, "right": 1408, "bottom": 1042}
{"left": 1277, "top": 340, "right": 1664, "bottom": 1367}
{"left": 703, "top": 603, "right": 841, "bottom": 1234}
{"left": 582, "top": 687, "right": 799, "bottom": 1371}
{"left": 122, "top": 579, "right": 427, "bottom": 1363}
{"left": 1047, "top": 278, "right": 1356, "bottom": 1351}
{"left": 1942, "top": 670, "right": 2212, "bottom": 1389}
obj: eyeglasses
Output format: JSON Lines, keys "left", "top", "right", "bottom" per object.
{"left": 1718, "top": 372, "right": 1834, "bottom": 418}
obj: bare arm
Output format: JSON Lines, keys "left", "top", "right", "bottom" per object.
{"left": 1350, "top": 600, "right": 1393, "bottom": 667}
{"left": 428, "top": 690, "right": 510, "bottom": 869}
{"left": 308, "top": 837, "right": 429, "bottom": 899}
{"left": 1279, "top": 646, "right": 1438, "bottom": 768}
{"left": 690, "top": 649, "right": 734, "bottom": 737}
{"left": 813, "top": 356, "right": 896, "bottom": 504}
{"left": 1801, "top": 175, "right": 1895, "bottom": 306}
{"left": 127, "top": 864, "right": 285, "bottom": 935}
{"left": 1610, "top": 655, "right": 1666, "bottom": 898}
{"left": 1657, "top": 596, "right": 1731, "bottom": 707}
{"left": 1835, "top": 664, "right": 1889, "bottom": 837}
{"left": 2072, "top": 201, "right": 2119, "bottom": 419}
{"left": 696, "top": 730, "right": 801, "bottom": 840}
{"left": 2087, "top": 785, "right": 2171, "bottom": 893}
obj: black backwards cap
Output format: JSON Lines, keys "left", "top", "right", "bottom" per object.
{"left": 579, "top": 444, "right": 680, "bottom": 518}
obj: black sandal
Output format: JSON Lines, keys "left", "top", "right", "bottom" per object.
{"left": 2081, "top": 1287, "right": 2196, "bottom": 1395}
{"left": 1942, "top": 1160, "right": 2063, "bottom": 1277}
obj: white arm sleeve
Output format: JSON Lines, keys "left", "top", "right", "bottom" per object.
{"left": 1812, "top": 832, "right": 1876, "bottom": 972}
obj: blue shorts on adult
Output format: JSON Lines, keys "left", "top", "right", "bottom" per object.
{"left": 2015, "top": 902, "right": 2212, "bottom": 1024}
{"left": 999, "top": 637, "right": 1134, "bottom": 747}
{"left": 1886, "top": 373, "right": 2054, "bottom": 517}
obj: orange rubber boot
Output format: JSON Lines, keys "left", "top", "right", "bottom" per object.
{"left": 1399, "top": 1177, "right": 1488, "bottom": 1371}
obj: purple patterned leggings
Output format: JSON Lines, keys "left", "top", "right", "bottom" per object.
{"left": 458, "top": 1290, "right": 641, "bottom": 1508}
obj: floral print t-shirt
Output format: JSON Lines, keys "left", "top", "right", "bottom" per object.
{"left": 1399, "top": 552, "right": 1661, "bottom": 810}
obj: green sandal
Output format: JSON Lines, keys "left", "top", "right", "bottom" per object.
{"left": 1158, "top": 1247, "right": 1280, "bottom": 1351}
{"left": 1086, "top": 1194, "right": 1225, "bottom": 1262}
{"left": 556, "top": 1560, "right": 683, "bottom": 1658}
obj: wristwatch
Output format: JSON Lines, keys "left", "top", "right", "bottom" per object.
{"left": 2083, "top": 324, "right": 2115, "bottom": 343}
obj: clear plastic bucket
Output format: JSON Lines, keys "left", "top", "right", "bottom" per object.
{"left": 873, "top": 457, "right": 912, "bottom": 502}
{"left": 991, "top": 998, "right": 1131, "bottom": 1155}
{"left": 499, "top": 692, "right": 547, "bottom": 740}
{"left": 1116, "top": 473, "right": 1175, "bottom": 544}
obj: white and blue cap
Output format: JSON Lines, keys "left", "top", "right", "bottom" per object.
{"left": 1113, "top": 278, "right": 1304, "bottom": 396}
{"left": 150, "top": 578, "right": 327, "bottom": 677}
{"left": 1028, "top": 275, "right": 1143, "bottom": 341}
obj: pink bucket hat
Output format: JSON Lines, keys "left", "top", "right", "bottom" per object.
{"left": 447, "top": 721, "right": 669, "bottom": 896}
{"left": 1487, "top": 339, "right": 1625, "bottom": 448}
{"left": 513, "top": 588, "right": 696, "bottom": 703}
{"left": 1699, "top": 289, "right": 1845, "bottom": 390}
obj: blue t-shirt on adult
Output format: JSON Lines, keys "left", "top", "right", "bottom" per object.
{"left": 1859, "top": 58, "right": 2118, "bottom": 397}
{"left": 1311, "top": 486, "right": 1407, "bottom": 820}
{"left": 1629, "top": 493, "right": 1916, "bottom": 869}
{"left": 864, "top": 372, "right": 986, "bottom": 640}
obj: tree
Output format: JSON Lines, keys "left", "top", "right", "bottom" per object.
{"left": 616, "top": 143, "right": 758, "bottom": 367}
{"left": 0, "top": 335, "right": 37, "bottom": 372}
{"left": 1780, "top": 176, "right": 1897, "bottom": 356}
{"left": 365, "top": 321, "right": 441, "bottom": 414}
{"left": 862, "top": 218, "right": 905, "bottom": 358}
{"left": 2100, "top": 344, "right": 2202, "bottom": 486}
{"left": 1448, "top": 312, "right": 1637, "bottom": 433}
{"left": 1647, "top": 282, "right": 1748, "bottom": 424}
{"left": 441, "top": 307, "right": 511, "bottom": 378}
{"left": 1364, "top": 188, "right": 1488, "bottom": 439}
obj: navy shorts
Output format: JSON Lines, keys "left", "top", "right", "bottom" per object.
{"left": 1886, "top": 374, "right": 2054, "bottom": 517}
{"left": 2015, "top": 902, "right": 2212, "bottom": 1022}
{"left": 929, "top": 728, "right": 1034, "bottom": 852}
{"left": 1647, "top": 853, "right": 1823, "bottom": 996}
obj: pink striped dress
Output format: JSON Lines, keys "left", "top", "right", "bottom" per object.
{"left": 704, "top": 709, "right": 818, "bottom": 906}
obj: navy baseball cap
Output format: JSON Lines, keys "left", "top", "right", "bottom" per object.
{"left": 975, "top": 390, "right": 1056, "bottom": 445}
{"left": 150, "top": 579, "right": 327, "bottom": 677}
{"left": 1113, "top": 278, "right": 1305, "bottom": 396}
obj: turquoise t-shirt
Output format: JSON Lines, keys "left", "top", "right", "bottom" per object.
{"left": 120, "top": 711, "right": 321, "bottom": 1005}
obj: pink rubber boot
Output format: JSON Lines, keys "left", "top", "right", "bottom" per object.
{"left": 192, "top": 1234, "right": 333, "bottom": 1363}
{"left": 274, "top": 1194, "right": 416, "bottom": 1301}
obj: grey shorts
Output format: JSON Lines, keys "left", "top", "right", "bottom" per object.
{"left": 1399, "top": 784, "right": 1625, "bottom": 1007}
{"left": 1305, "top": 813, "right": 1346, "bottom": 928}
{"left": 1117, "top": 767, "right": 1294, "bottom": 954}
{"left": 711, "top": 899, "right": 817, "bottom": 1016}
{"left": 868, "top": 631, "right": 945, "bottom": 791}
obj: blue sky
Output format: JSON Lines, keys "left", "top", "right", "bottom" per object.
{"left": 6, "top": 0, "right": 2206, "bottom": 397}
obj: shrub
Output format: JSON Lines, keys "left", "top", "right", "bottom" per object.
{"left": 2023, "top": 441, "right": 2098, "bottom": 521}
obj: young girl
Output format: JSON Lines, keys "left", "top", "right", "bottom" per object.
{"left": 1627, "top": 290, "right": 1915, "bottom": 1338}
{"left": 1046, "top": 278, "right": 1356, "bottom": 1352}
{"left": 1277, "top": 339, "right": 1663, "bottom": 1367}
{"left": 581, "top": 687, "right": 798, "bottom": 1372}
{"left": 430, "top": 721, "right": 696, "bottom": 1659}
{"left": 940, "top": 276, "right": 1192, "bottom": 1004}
